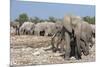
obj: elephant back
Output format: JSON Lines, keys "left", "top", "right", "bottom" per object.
{"left": 20, "top": 22, "right": 35, "bottom": 30}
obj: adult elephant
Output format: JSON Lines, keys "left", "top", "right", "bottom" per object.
{"left": 10, "top": 22, "right": 20, "bottom": 35}
{"left": 51, "top": 15, "right": 94, "bottom": 60}
{"left": 10, "top": 26, "right": 16, "bottom": 36}
{"left": 34, "top": 22, "right": 47, "bottom": 36}
{"left": 34, "top": 22, "right": 58, "bottom": 36}
{"left": 62, "top": 15, "right": 93, "bottom": 59}
{"left": 19, "top": 22, "right": 35, "bottom": 35}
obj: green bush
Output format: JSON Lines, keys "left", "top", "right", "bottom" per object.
{"left": 83, "top": 16, "right": 95, "bottom": 24}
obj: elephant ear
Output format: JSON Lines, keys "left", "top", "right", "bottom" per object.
{"left": 63, "top": 15, "right": 72, "bottom": 33}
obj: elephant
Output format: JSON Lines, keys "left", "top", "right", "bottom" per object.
{"left": 50, "top": 15, "right": 94, "bottom": 60}
{"left": 19, "top": 22, "right": 35, "bottom": 35}
{"left": 51, "top": 27, "right": 64, "bottom": 52}
{"left": 10, "top": 26, "right": 16, "bottom": 36}
{"left": 51, "top": 26, "right": 80, "bottom": 59}
{"left": 34, "top": 22, "right": 58, "bottom": 36}
{"left": 62, "top": 15, "right": 94, "bottom": 59}
{"left": 89, "top": 24, "right": 95, "bottom": 47}
{"left": 51, "top": 26, "right": 90, "bottom": 60}
{"left": 10, "top": 22, "right": 20, "bottom": 35}
{"left": 34, "top": 22, "right": 48, "bottom": 36}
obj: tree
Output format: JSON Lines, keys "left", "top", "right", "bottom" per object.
{"left": 39, "top": 19, "right": 45, "bottom": 22}
{"left": 33, "top": 17, "right": 40, "bottom": 24}
{"left": 83, "top": 16, "right": 95, "bottom": 24}
{"left": 29, "top": 18, "right": 35, "bottom": 22}
{"left": 15, "top": 13, "right": 29, "bottom": 25}
{"left": 29, "top": 17, "right": 45, "bottom": 24}
{"left": 48, "top": 16, "right": 57, "bottom": 23}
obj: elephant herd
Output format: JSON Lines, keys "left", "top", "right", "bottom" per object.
{"left": 10, "top": 15, "right": 95, "bottom": 60}
{"left": 10, "top": 21, "right": 62, "bottom": 36}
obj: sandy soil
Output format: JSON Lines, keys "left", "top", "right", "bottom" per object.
{"left": 10, "top": 35, "right": 95, "bottom": 66}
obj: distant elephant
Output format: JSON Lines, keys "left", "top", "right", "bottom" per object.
{"left": 34, "top": 22, "right": 58, "bottom": 36}
{"left": 10, "top": 22, "right": 20, "bottom": 35}
{"left": 45, "top": 22, "right": 57, "bottom": 36}
{"left": 19, "top": 22, "right": 35, "bottom": 35}
{"left": 10, "top": 26, "right": 16, "bottom": 36}
{"left": 34, "top": 22, "right": 47, "bottom": 36}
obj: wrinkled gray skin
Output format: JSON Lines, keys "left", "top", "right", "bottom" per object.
{"left": 63, "top": 15, "right": 93, "bottom": 59}
{"left": 19, "top": 22, "right": 35, "bottom": 35}
{"left": 51, "top": 29, "right": 86, "bottom": 59}
{"left": 90, "top": 24, "right": 95, "bottom": 47}
{"left": 90, "top": 24, "right": 95, "bottom": 36}
{"left": 51, "top": 15, "right": 94, "bottom": 60}
{"left": 34, "top": 22, "right": 46, "bottom": 36}
{"left": 34, "top": 22, "right": 60, "bottom": 36}
{"left": 51, "top": 27, "right": 63, "bottom": 52}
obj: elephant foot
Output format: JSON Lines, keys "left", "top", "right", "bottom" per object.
{"left": 64, "top": 56, "right": 70, "bottom": 60}
{"left": 52, "top": 48, "right": 57, "bottom": 52}
{"left": 75, "top": 54, "right": 81, "bottom": 60}
{"left": 63, "top": 53, "right": 70, "bottom": 60}
{"left": 59, "top": 49, "right": 64, "bottom": 53}
{"left": 83, "top": 51, "right": 89, "bottom": 56}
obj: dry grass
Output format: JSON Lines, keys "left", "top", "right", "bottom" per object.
{"left": 10, "top": 35, "right": 95, "bottom": 66}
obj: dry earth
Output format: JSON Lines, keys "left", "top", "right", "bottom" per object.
{"left": 10, "top": 35, "right": 95, "bottom": 66}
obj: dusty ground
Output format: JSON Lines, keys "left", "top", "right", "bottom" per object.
{"left": 10, "top": 35, "right": 95, "bottom": 66}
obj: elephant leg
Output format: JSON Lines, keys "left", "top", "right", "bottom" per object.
{"left": 17, "top": 29, "right": 20, "bottom": 35}
{"left": 27, "top": 30, "right": 30, "bottom": 35}
{"left": 59, "top": 39, "right": 65, "bottom": 53}
{"left": 37, "top": 31, "right": 40, "bottom": 36}
{"left": 84, "top": 41, "right": 89, "bottom": 55}
{"left": 19, "top": 29, "right": 23, "bottom": 35}
{"left": 51, "top": 37, "right": 57, "bottom": 52}
{"left": 70, "top": 40, "right": 75, "bottom": 57}
{"left": 64, "top": 32, "right": 71, "bottom": 60}
{"left": 51, "top": 33, "right": 58, "bottom": 52}
{"left": 51, "top": 36, "right": 61, "bottom": 52}
{"left": 23, "top": 29, "right": 26, "bottom": 35}
{"left": 16, "top": 28, "right": 19, "bottom": 35}
{"left": 75, "top": 37, "right": 82, "bottom": 60}
{"left": 51, "top": 31, "right": 61, "bottom": 52}
{"left": 88, "top": 36, "right": 94, "bottom": 48}
{"left": 80, "top": 40, "right": 89, "bottom": 56}
{"left": 75, "top": 45, "right": 81, "bottom": 60}
{"left": 81, "top": 36, "right": 90, "bottom": 55}
{"left": 29, "top": 29, "right": 33, "bottom": 35}
{"left": 31, "top": 30, "right": 34, "bottom": 35}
